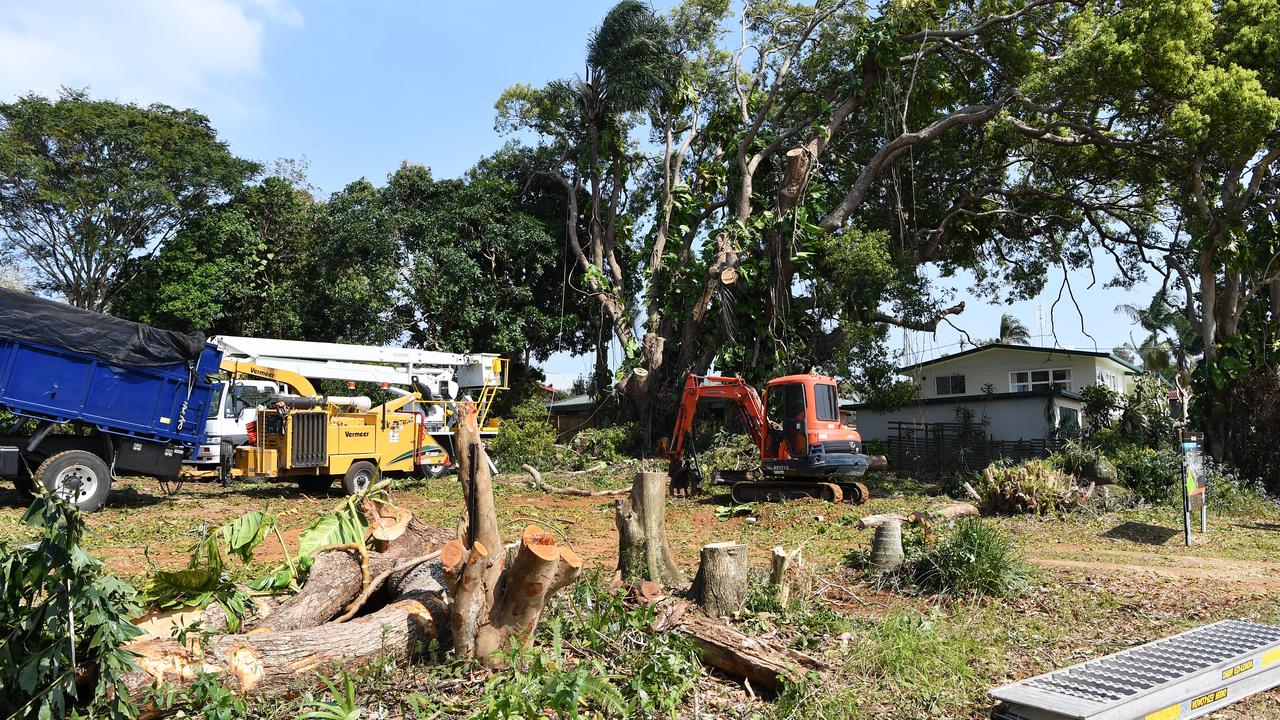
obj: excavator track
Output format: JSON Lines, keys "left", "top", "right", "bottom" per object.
{"left": 730, "top": 480, "right": 869, "bottom": 504}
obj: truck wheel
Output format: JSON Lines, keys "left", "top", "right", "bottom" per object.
{"left": 218, "top": 441, "right": 235, "bottom": 487}
{"left": 342, "top": 461, "right": 379, "bottom": 496}
{"left": 35, "top": 450, "right": 112, "bottom": 512}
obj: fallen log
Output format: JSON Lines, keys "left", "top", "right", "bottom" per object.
{"left": 522, "top": 463, "right": 629, "bottom": 497}
{"left": 123, "top": 562, "right": 450, "bottom": 702}
{"left": 649, "top": 597, "right": 829, "bottom": 690}
{"left": 858, "top": 502, "right": 979, "bottom": 529}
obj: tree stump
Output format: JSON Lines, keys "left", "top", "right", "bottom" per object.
{"left": 768, "top": 545, "right": 807, "bottom": 606}
{"left": 869, "top": 519, "right": 905, "bottom": 572}
{"left": 691, "top": 542, "right": 749, "bottom": 618}
{"left": 615, "top": 471, "right": 687, "bottom": 588}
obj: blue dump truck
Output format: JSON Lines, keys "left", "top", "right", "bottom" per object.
{"left": 0, "top": 287, "right": 222, "bottom": 511}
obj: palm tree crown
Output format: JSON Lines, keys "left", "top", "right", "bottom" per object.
{"left": 998, "top": 313, "right": 1031, "bottom": 345}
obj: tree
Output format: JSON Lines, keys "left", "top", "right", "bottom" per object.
{"left": 0, "top": 90, "right": 258, "bottom": 310}
{"left": 501, "top": 0, "right": 1093, "bottom": 430}
{"left": 998, "top": 314, "right": 1031, "bottom": 345}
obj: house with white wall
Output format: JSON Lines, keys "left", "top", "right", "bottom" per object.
{"left": 845, "top": 344, "right": 1141, "bottom": 448}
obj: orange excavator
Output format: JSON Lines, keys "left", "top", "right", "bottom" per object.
{"left": 662, "top": 372, "right": 870, "bottom": 504}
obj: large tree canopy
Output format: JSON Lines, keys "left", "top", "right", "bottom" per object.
{"left": 0, "top": 90, "right": 258, "bottom": 310}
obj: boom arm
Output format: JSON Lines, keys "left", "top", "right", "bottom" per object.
{"left": 666, "top": 373, "right": 767, "bottom": 463}
{"left": 220, "top": 358, "right": 317, "bottom": 397}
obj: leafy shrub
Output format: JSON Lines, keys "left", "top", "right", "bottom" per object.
{"left": 0, "top": 496, "right": 143, "bottom": 719}
{"left": 507, "top": 573, "right": 699, "bottom": 719}
{"left": 1112, "top": 446, "right": 1182, "bottom": 504}
{"left": 489, "top": 396, "right": 559, "bottom": 472}
{"left": 572, "top": 422, "right": 644, "bottom": 463}
{"left": 1202, "top": 458, "right": 1270, "bottom": 513}
{"left": 910, "top": 518, "right": 1030, "bottom": 599}
{"left": 976, "top": 458, "right": 1091, "bottom": 514}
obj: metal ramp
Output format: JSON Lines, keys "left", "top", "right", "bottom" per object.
{"left": 991, "top": 621, "right": 1280, "bottom": 719}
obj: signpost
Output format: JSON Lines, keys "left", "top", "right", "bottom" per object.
{"left": 1180, "top": 429, "right": 1207, "bottom": 546}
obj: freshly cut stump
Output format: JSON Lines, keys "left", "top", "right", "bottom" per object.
{"left": 691, "top": 542, "right": 749, "bottom": 618}
{"left": 768, "top": 545, "right": 807, "bottom": 606}
{"left": 615, "top": 471, "right": 687, "bottom": 588}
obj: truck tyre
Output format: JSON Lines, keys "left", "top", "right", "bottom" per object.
{"left": 218, "top": 441, "right": 235, "bottom": 487}
{"left": 35, "top": 450, "right": 112, "bottom": 512}
{"left": 342, "top": 461, "right": 379, "bottom": 496}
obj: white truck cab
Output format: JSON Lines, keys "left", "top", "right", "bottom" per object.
{"left": 190, "top": 379, "right": 283, "bottom": 475}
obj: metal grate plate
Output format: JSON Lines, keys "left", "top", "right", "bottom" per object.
{"left": 991, "top": 621, "right": 1280, "bottom": 719}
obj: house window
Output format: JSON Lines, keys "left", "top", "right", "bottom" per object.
{"left": 935, "top": 374, "right": 966, "bottom": 395}
{"left": 1009, "top": 368, "right": 1072, "bottom": 392}
{"left": 1058, "top": 406, "right": 1081, "bottom": 436}
{"left": 1096, "top": 368, "right": 1122, "bottom": 392}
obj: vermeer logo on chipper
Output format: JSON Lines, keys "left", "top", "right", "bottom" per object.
{"left": 344, "top": 431, "right": 370, "bottom": 438}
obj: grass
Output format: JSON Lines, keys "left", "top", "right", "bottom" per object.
{"left": 5, "top": 466, "right": 1280, "bottom": 718}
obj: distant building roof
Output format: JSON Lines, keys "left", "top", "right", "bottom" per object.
{"left": 897, "top": 343, "right": 1143, "bottom": 375}
{"left": 546, "top": 393, "right": 595, "bottom": 411}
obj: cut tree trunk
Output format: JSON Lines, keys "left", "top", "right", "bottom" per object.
{"left": 446, "top": 405, "right": 583, "bottom": 665}
{"left": 649, "top": 597, "right": 829, "bottom": 690}
{"left": 123, "top": 404, "right": 580, "bottom": 711}
{"left": 859, "top": 502, "right": 980, "bottom": 529}
{"left": 615, "top": 471, "right": 687, "bottom": 588}
{"left": 123, "top": 562, "right": 451, "bottom": 704}
{"left": 768, "top": 546, "right": 806, "bottom": 606}
{"left": 691, "top": 542, "right": 749, "bottom": 618}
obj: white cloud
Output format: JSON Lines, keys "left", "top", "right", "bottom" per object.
{"left": 0, "top": 0, "right": 300, "bottom": 116}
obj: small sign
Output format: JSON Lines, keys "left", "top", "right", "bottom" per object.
{"left": 1184, "top": 435, "right": 1206, "bottom": 512}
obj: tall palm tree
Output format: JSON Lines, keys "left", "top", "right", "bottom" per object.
{"left": 1116, "top": 288, "right": 1197, "bottom": 382}
{"left": 998, "top": 313, "right": 1032, "bottom": 344}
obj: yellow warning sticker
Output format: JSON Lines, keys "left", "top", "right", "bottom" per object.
{"left": 1223, "top": 659, "right": 1255, "bottom": 680}
{"left": 1264, "top": 647, "right": 1280, "bottom": 667}
{"left": 1145, "top": 705, "right": 1180, "bottom": 720}
{"left": 1190, "top": 688, "right": 1228, "bottom": 710}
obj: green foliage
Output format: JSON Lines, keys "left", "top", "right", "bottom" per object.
{"left": 1080, "top": 384, "right": 1119, "bottom": 440}
{"left": 472, "top": 650, "right": 626, "bottom": 720}
{"left": 298, "top": 672, "right": 361, "bottom": 720}
{"left": 572, "top": 422, "right": 644, "bottom": 462}
{"left": 909, "top": 519, "right": 1030, "bottom": 599}
{"left": 488, "top": 571, "right": 701, "bottom": 717}
{"left": 183, "top": 672, "right": 248, "bottom": 720}
{"left": 489, "top": 396, "right": 560, "bottom": 473}
{"left": 254, "top": 495, "right": 370, "bottom": 592}
{"left": 144, "top": 509, "right": 277, "bottom": 630}
{"left": 0, "top": 89, "right": 257, "bottom": 310}
{"left": 1112, "top": 446, "right": 1182, "bottom": 504}
{"left": 0, "top": 495, "right": 143, "bottom": 720}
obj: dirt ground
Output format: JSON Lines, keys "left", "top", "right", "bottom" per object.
{"left": 3, "top": 468, "right": 1280, "bottom": 718}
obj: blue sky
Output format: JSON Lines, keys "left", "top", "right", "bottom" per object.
{"left": 0, "top": 0, "right": 1158, "bottom": 387}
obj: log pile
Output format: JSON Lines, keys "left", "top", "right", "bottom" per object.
{"left": 121, "top": 404, "right": 577, "bottom": 707}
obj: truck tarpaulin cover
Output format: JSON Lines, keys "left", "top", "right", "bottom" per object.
{"left": 0, "top": 287, "right": 206, "bottom": 367}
